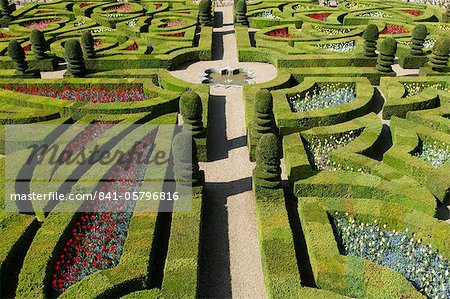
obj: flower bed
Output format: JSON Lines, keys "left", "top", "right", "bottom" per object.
{"left": 54, "top": 121, "right": 115, "bottom": 169}
{"left": 104, "top": 4, "right": 132, "bottom": 12}
{"left": 25, "top": 18, "right": 61, "bottom": 30}
{"left": 126, "top": 19, "right": 137, "bottom": 27}
{"left": 124, "top": 41, "right": 138, "bottom": 51}
{"left": 252, "top": 10, "right": 281, "bottom": 20}
{"left": 163, "top": 21, "right": 183, "bottom": 28}
{"left": 345, "top": 2, "right": 373, "bottom": 9}
{"left": 304, "top": 130, "right": 362, "bottom": 170}
{"left": 289, "top": 83, "right": 357, "bottom": 113}
{"left": 161, "top": 32, "right": 185, "bottom": 37}
{"left": 74, "top": 19, "right": 86, "bottom": 27}
{"left": 80, "top": 2, "right": 92, "bottom": 8}
{"left": 402, "top": 9, "right": 421, "bottom": 16}
{"left": 401, "top": 81, "right": 448, "bottom": 98}
{"left": 51, "top": 129, "right": 157, "bottom": 295}
{"left": 0, "top": 32, "right": 13, "bottom": 38}
{"left": 94, "top": 39, "right": 103, "bottom": 48}
{"left": 0, "top": 84, "right": 148, "bottom": 103}
{"left": 399, "top": 38, "right": 436, "bottom": 49}
{"left": 307, "top": 13, "right": 332, "bottom": 21}
{"left": 415, "top": 139, "right": 450, "bottom": 168}
{"left": 265, "top": 27, "right": 295, "bottom": 38}
{"left": 380, "top": 24, "right": 410, "bottom": 35}
{"left": 316, "top": 41, "right": 355, "bottom": 52}
{"left": 358, "top": 11, "right": 392, "bottom": 18}
{"left": 333, "top": 213, "right": 450, "bottom": 299}
{"left": 313, "top": 26, "right": 352, "bottom": 35}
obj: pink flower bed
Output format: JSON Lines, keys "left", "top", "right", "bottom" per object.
{"left": 164, "top": 21, "right": 182, "bottom": 28}
{"left": 105, "top": 4, "right": 132, "bottom": 12}
{"left": 94, "top": 39, "right": 103, "bottom": 48}
{"left": 25, "top": 18, "right": 60, "bottom": 30}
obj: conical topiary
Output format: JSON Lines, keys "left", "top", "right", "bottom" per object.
{"left": 362, "top": 24, "right": 379, "bottom": 58}
{"left": 81, "top": 31, "right": 95, "bottom": 59}
{"left": 376, "top": 37, "right": 397, "bottom": 73}
{"left": 30, "top": 30, "right": 48, "bottom": 60}
{"left": 410, "top": 24, "right": 427, "bottom": 56}
{"left": 0, "top": 0, "right": 12, "bottom": 27}
{"left": 8, "top": 40, "right": 28, "bottom": 74}
{"left": 64, "top": 39, "right": 86, "bottom": 77}
{"left": 252, "top": 89, "right": 274, "bottom": 140}
{"left": 172, "top": 131, "right": 201, "bottom": 186}
{"left": 180, "top": 91, "right": 204, "bottom": 138}
{"left": 429, "top": 37, "right": 450, "bottom": 72}
{"left": 254, "top": 133, "right": 282, "bottom": 190}
{"left": 198, "top": 0, "right": 213, "bottom": 26}
{"left": 235, "top": 0, "right": 248, "bottom": 26}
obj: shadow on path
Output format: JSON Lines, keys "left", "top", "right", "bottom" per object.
{"left": 199, "top": 177, "right": 252, "bottom": 298}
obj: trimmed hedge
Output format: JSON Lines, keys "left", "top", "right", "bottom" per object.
{"left": 298, "top": 196, "right": 449, "bottom": 298}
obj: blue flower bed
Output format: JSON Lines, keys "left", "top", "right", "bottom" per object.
{"left": 333, "top": 213, "right": 450, "bottom": 299}
{"left": 289, "top": 83, "right": 356, "bottom": 113}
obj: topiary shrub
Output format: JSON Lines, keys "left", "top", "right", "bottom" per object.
{"left": 198, "top": 0, "right": 213, "bottom": 26}
{"left": 252, "top": 89, "right": 275, "bottom": 140}
{"left": 81, "top": 31, "right": 95, "bottom": 59}
{"left": 180, "top": 91, "right": 204, "bottom": 138}
{"left": 172, "top": 131, "right": 201, "bottom": 186}
{"left": 410, "top": 24, "right": 427, "bottom": 56}
{"left": 235, "top": 0, "right": 248, "bottom": 26}
{"left": 254, "top": 133, "right": 282, "bottom": 190}
{"left": 8, "top": 40, "right": 28, "bottom": 74}
{"left": 30, "top": 30, "right": 48, "bottom": 60}
{"left": 0, "top": 0, "right": 12, "bottom": 27}
{"left": 376, "top": 37, "right": 397, "bottom": 73}
{"left": 362, "top": 24, "right": 379, "bottom": 58}
{"left": 429, "top": 37, "right": 450, "bottom": 72}
{"left": 64, "top": 39, "right": 86, "bottom": 77}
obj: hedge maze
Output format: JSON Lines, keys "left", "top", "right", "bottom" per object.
{"left": 241, "top": 0, "right": 450, "bottom": 298}
{"left": 1, "top": 0, "right": 450, "bottom": 298}
{"left": 0, "top": 0, "right": 211, "bottom": 296}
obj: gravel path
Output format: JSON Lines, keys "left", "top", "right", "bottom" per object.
{"left": 171, "top": 5, "right": 273, "bottom": 298}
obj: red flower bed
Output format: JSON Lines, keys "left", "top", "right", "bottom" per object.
{"left": 178, "top": 11, "right": 190, "bottom": 14}
{"left": 94, "top": 39, "right": 103, "bottom": 48}
{"left": 55, "top": 121, "right": 115, "bottom": 167}
{"left": 25, "top": 18, "right": 60, "bottom": 30}
{"left": 162, "top": 32, "right": 185, "bottom": 37}
{"left": 265, "top": 27, "right": 295, "bottom": 38}
{"left": 105, "top": 4, "right": 132, "bottom": 11}
{"left": 0, "top": 32, "right": 13, "bottom": 38}
{"left": 380, "top": 24, "right": 410, "bottom": 34}
{"left": 307, "top": 13, "right": 331, "bottom": 21}
{"left": 51, "top": 128, "right": 158, "bottom": 296}
{"left": 124, "top": 41, "right": 138, "bottom": 51}
{"left": 35, "top": 10, "right": 56, "bottom": 14}
{"left": 22, "top": 44, "right": 31, "bottom": 52}
{"left": 80, "top": 2, "right": 92, "bottom": 8}
{"left": 154, "top": 3, "right": 162, "bottom": 8}
{"left": 0, "top": 84, "right": 149, "bottom": 103}
{"left": 402, "top": 9, "right": 421, "bottom": 16}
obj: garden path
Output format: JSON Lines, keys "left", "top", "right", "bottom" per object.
{"left": 172, "top": 5, "right": 272, "bottom": 298}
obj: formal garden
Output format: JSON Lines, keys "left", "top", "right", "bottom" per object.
{"left": 0, "top": 0, "right": 449, "bottom": 298}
